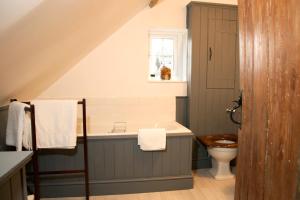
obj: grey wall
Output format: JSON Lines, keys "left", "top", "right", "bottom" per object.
{"left": 176, "top": 96, "right": 188, "bottom": 127}
{"left": 176, "top": 96, "right": 211, "bottom": 169}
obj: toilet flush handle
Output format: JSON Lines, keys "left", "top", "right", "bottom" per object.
{"left": 226, "top": 93, "right": 242, "bottom": 126}
{"left": 226, "top": 107, "right": 236, "bottom": 113}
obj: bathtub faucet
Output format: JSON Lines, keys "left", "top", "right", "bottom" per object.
{"left": 112, "top": 121, "right": 127, "bottom": 133}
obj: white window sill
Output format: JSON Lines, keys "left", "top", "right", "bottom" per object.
{"left": 148, "top": 78, "right": 187, "bottom": 83}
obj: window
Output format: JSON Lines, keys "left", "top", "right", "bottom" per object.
{"left": 149, "top": 29, "right": 187, "bottom": 81}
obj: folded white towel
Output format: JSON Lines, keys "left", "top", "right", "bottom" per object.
{"left": 6, "top": 102, "right": 29, "bottom": 151}
{"left": 31, "top": 100, "right": 78, "bottom": 149}
{"left": 138, "top": 128, "right": 166, "bottom": 151}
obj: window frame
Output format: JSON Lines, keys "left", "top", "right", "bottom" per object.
{"left": 148, "top": 29, "right": 187, "bottom": 81}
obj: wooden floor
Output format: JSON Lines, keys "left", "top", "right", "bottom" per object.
{"left": 44, "top": 169, "right": 235, "bottom": 200}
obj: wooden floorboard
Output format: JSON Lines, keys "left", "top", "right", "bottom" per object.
{"left": 43, "top": 169, "right": 235, "bottom": 200}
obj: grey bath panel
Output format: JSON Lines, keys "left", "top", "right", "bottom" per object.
{"left": 114, "top": 139, "right": 135, "bottom": 179}
{"left": 29, "top": 134, "right": 193, "bottom": 198}
{"left": 167, "top": 143, "right": 180, "bottom": 174}
{"left": 90, "top": 176, "right": 193, "bottom": 196}
{"left": 38, "top": 176, "right": 193, "bottom": 197}
{"left": 133, "top": 143, "right": 153, "bottom": 178}
{"left": 152, "top": 150, "right": 164, "bottom": 177}
{"left": 180, "top": 137, "right": 193, "bottom": 174}
{"left": 103, "top": 142, "right": 115, "bottom": 179}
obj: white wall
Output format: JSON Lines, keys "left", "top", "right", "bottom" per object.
{"left": 39, "top": 0, "right": 237, "bottom": 99}
{"left": 0, "top": 0, "right": 43, "bottom": 32}
{"left": 76, "top": 97, "right": 176, "bottom": 133}
{"left": 0, "top": 0, "right": 148, "bottom": 105}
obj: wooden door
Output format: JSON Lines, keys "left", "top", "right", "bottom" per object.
{"left": 235, "top": 0, "right": 300, "bottom": 199}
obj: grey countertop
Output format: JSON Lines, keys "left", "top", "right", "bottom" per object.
{"left": 0, "top": 151, "right": 33, "bottom": 185}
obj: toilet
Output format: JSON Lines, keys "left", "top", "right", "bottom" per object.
{"left": 197, "top": 134, "right": 238, "bottom": 180}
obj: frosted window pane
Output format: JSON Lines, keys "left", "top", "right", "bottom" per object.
{"left": 149, "top": 38, "right": 174, "bottom": 74}
{"left": 163, "top": 39, "right": 173, "bottom": 55}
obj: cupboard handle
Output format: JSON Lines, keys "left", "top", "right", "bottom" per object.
{"left": 209, "top": 47, "right": 212, "bottom": 61}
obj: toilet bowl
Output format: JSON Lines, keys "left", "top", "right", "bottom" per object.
{"left": 197, "top": 134, "right": 238, "bottom": 180}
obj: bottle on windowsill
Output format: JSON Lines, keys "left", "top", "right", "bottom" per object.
{"left": 160, "top": 66, "right": 171, "bottom": 80}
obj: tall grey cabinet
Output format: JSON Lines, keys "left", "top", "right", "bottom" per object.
{"left": 187, "top": 2, "right": 240, "bottom": 168}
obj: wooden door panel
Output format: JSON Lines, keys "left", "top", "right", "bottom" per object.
{"left": 207, "top": 18, "right": 238, "bottom": 89}
{"left": 235, "top": 0, "right": 300, "bottom": 199}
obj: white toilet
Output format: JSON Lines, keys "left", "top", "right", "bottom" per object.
{"left": 208, "top": 140, "right": 237, "bottom": 180}
{"left": 197, "top": 134, "right": 238, "bottom": 180}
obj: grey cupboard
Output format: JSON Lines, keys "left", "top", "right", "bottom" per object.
{"left": 0, "top": 152, "right": 32, "bottom": 200}
{"left": 186, "top": 2, "right": 240, "bottom": 168}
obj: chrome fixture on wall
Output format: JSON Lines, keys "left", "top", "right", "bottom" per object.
{"left": 226, "top": 93, "right": 242, "bottom": 126}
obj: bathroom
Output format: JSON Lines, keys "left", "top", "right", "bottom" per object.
{"left": 0, "top": 0, "right": 299, "bottom": 200}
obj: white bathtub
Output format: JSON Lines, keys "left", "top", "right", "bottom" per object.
{"left": 78, "top": 121, "right": 192, "bottom": 137}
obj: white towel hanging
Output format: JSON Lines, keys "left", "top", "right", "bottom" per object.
{"left": 6, "top": 101, "right": 29, "bottom": 151}
{"left": 138, "top": 128, "right": 166, "bottom": 151}
{"left": 31, "top": 100, "right": 78, "bottom": 149}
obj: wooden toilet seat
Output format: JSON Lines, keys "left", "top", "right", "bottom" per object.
{"left": 196, "top": 134, "right": 238, "bottom": 148}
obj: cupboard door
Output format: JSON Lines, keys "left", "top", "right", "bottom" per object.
{"left": 207, "top": 8, "right": 238, "bottom": 89}
{"left": 187, "top": 4, "right": 239, "bottom": 136}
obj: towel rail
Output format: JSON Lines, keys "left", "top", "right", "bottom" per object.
{"left": 10, "top": 99, "right": 90, "bottom": 200}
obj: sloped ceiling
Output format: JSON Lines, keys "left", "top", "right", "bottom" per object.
{"left": 0, "top": 0, "right": 148, "bottom": 105}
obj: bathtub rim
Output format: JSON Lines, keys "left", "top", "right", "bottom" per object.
{"left": 77, "top": 121, "right": 193, "bottom": 139}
